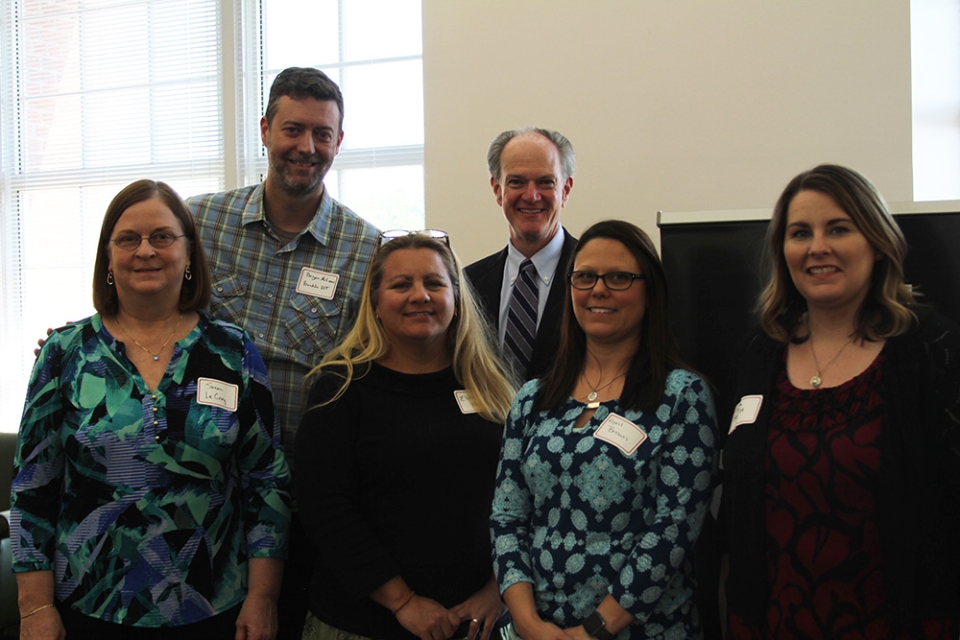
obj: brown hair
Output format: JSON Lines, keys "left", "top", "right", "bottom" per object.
{"left": 536, "top": 219, "right": 695, "bottom": 413}
{"left": 757, "top": 164, "right": 917, "bottom": 342}
{"left": 264, "top": 67, "right": 344, "bottom": 131}
{"left": 93, "top": 179, "right": 212, "bottom": 315}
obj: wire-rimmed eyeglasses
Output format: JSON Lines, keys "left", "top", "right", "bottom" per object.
{"left": 568, "top": 270, "right": 646, "bottom": 291}
{"left": 376, "top": 229, "right": 450, "bottom": 250}
{"left": 111, "top": 232, "right": 186, "bottom": 251}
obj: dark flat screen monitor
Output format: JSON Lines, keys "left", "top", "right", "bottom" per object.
{"left": 658, "top": 201, "right": 960, "bottom": 412}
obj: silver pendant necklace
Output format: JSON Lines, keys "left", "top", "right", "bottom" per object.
{"left": 581, "top": 368, "right": 627, "bottom": 409}
{"left": 809, "top": 335, "right": 854, "bottom": 389}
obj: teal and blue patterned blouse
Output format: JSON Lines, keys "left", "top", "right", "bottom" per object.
{"left": 12, "top": 314, "right": 291, "bottom": 627}
{"left": 491, "top": 370, "right": 717, "bottom": 640}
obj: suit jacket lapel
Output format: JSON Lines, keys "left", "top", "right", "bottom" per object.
{"left": 467, "top": 247, "right": 508, "bottom": 331}
{"left": 527, "top": 229, "right": 577, "bottom": 378}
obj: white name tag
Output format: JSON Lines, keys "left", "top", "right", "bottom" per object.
{"left": 595, "top": 413, "right": 648, "bottom": 455}
{"left": 296, "top": 267, "right": 339, "bottom": 300}
{"left": 454, "top": 390, "right": 477, "bottom": 414}
{"left": 729, "top": 394, "right": 763, "bottom": 435}
{"left": 197, "top": 378, "right": 239, "bottom": 412}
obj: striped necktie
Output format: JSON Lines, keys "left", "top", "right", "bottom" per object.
{"left": 503, "top": 259, "right": 539, "bottom": 379}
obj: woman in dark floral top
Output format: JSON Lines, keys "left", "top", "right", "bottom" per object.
{"left": 721, "top": 164, "right": 960, "bottom": 639}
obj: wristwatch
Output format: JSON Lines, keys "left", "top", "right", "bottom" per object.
{"left": 583, "top": 611, "right": 616, "bottom": 640}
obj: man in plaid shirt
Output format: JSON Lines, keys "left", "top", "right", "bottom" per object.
{"left": 187, "top": 66, "right": 380, "bottom": 638}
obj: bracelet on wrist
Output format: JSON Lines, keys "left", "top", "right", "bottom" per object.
{"left": 21, "top": 603, "right": 55, "bottom": 619}
{"left": 391, "top": 591, "right": 416, "bottom": 616}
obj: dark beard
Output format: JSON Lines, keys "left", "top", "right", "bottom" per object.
{"left": 271, "top": 156, "right": 327, "bottom": 197}
{"left": 277, "top": 170, "right": 323, "bottom": 197}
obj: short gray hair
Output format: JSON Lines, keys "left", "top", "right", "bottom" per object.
{"left": 487, "top": 128, "right": 575, "bottom": 182}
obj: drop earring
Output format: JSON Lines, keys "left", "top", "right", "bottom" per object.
{"left": 107, "top": 271, "right": 114, "bottom": 285}
{"left": 184, "top": 265, "right": 192, "bottom": 281}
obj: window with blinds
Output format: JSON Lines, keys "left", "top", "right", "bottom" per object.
{"left": 0, "top": 0, "right": 424, "bottom": 432}
{"left": 257, "top": 0, "right": 425, "bottom": 230}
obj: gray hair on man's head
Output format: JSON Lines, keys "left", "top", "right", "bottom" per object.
{"left": 487, "top": 127, "right": 575, "bottom": 182}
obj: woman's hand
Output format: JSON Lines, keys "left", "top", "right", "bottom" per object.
{"left": 394, "top": 594, "right": 460, "bottom": 640}
{"left": 234, "top": 593, "right": 278, "bottom": 640}
{"left": 19, "top": 606, "right": 65, "bottom": 640}
{"left": 450, "top": 576, "right": 508, "bottom": 640}
{"left": 235, "top": 557, "right": 282, "bottom": 640}
{"left": 562, "top": 625, "right": 591, "bottom": 640}
{"left": 565, "top": 596, "right": 634, "bottom": 640}
{"left": 502, "top": 582, "right": 573, "bottom": 640}
{"left": 17, "top": 572, "right": 64, "bottom": 640}
{"left": 513, "top": 618, "right": 573, "bottom": 640}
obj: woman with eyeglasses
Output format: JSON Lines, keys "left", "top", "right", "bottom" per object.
{"left": 295, "top": 231, "right": 517, "bottom": 640}
{"left": 12, "top": 179, "right": 290, "bottom": 640}
{"left": 490, "top": 220, "right": 718, "bottom": 640}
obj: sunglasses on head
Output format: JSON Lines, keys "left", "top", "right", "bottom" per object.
{"left": 376, "top": 229, "right": 450, "bottom": 250}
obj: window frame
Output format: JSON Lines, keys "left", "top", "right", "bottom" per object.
{"left": 0, "top": 0, "right": 424, "bottom": 432}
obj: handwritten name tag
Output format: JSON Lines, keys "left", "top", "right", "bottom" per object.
{"left": 595, "top": 413, "right": 648, "bottom": 455}
{"left": 454, "top": 390, "right": 477, "bottom": 414}
{"left": 197, "top": 378, "right": 239, "bottom": 412}
{"left": 729, "top": 394, "right": 763, "bottom": 436}
{"left": 296, "top": 267, "right": 339, "bottom": 300}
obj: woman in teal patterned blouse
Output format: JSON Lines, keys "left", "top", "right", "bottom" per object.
{"left": 490, "top": 220, "right": 718, "bottom": 640}
{"left": 12, "top": 180, "right": 291, "bottom": 640}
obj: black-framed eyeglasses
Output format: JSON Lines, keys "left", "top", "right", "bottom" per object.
{"left": 376, "top": 229, "right": 450, "bottom": 250}
{"left": 568, "top": 270, "right": 646, "bottom": 291}
{"left": 111, "top": 232, "right": 186, "bottom": 251}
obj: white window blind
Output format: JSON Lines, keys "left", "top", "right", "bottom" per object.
{"left": 0, "top": 0, "right": 424, "bottom": 432}
{"left": 256, "top": 0, "right": 425, "bottom": 231}
{"left": 0, "top": 0, "right": 224, "bottom": 432}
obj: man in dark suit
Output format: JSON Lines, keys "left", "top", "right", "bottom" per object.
{"left": 464, "top": 128, "right": 577, "bottom": 381}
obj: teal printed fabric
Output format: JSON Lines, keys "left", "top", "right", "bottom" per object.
{"left": 491, "top": 370, "right": 717, "bottom": 639}
{"left": 187, "top": 185, "right": 379, "bottom": 472}
{"left": 12, "top": 314, "right": 291, "bottom": 627}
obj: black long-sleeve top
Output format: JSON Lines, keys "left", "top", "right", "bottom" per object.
{"left": 295, "top": 361, "right": 503, "bottom": 638}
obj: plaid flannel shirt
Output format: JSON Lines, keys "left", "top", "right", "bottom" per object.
{"left": 187, "top": 183, "right": 380, "bottom": 470}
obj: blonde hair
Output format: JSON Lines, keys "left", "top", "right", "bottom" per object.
{"left": 758, "top": 164, "right": 917, "bottom": 342}
{"left": 305, "top": 234, "right": 516, "bottom": 423}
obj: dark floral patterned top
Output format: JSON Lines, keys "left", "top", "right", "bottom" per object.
{"left": 12, "top": 314, "right": 291, "bottom": 627}
{"left": 728, "top": 352, "right": 957, "bottom": 639}
{"left": 491, "top": 370, "right": 717, "bottom": 639}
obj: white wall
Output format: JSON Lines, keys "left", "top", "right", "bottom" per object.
{"left": 423, "top": 1, "right": 914, "bottom": 264}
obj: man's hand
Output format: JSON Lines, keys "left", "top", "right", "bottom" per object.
{"left": 34, "top": 327, "right": 55, "bottom": 357}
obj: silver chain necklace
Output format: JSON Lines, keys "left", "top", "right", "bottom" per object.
{"left": 809, "top": 335, "right": 854, "bottom": 389}
{"left": 580, "top": 362, "right": 629, "bottom": 409}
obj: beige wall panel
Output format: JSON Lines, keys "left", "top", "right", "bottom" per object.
{"left": 423, "top": 1, "right": 913, "bottom": 263}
